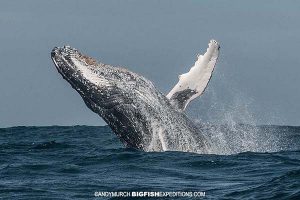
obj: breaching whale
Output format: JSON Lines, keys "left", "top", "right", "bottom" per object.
{"left": 51, "top": 40, "right": 220, "bottom": 153}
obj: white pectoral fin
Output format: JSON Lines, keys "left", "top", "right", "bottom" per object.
{"left": 166, "top": 40, "right": 220, "bottom": 111}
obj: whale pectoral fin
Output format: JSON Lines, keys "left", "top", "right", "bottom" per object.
{"left": 166, "top": 40, "right": 220, "bottom": 111}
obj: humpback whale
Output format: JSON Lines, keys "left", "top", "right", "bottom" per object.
{"left": 51, "top": 40, "right": 220, "bottom": 153}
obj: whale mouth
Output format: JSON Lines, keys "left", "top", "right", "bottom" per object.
{"left": 51, "top": 46, "right": 108, "bottom": 88}
{"left": 51, "top": 46, "right": 129, "bottom": 111}
{"left": 51, "top": 46, "right": 100, "bottom": 100}
{"left": 51, "top": 46, "right": 98, "bottom": 76}
{"left": 51, "top": 46, "right": 77, "bottom": 79}
{"left": 52, "top": 46, "right": 98, "bottom": 66}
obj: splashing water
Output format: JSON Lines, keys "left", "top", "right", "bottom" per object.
{"left": 188, "top": 87, "right": 286, "bottom": 155}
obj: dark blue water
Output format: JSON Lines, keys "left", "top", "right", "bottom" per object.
{"left": 0, "top": 125, "right": 299, "bottom": 199}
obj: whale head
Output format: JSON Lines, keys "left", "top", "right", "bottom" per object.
{"left": 52, "top": 47, "right": 120, "bottom": 96}
{"left": 51, "top": 46, "right": 166, "bottom": 149}
{"left": 51, "top": 46, "right": 156, "bottom": 107}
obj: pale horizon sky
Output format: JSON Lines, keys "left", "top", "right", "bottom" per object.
{"left": 1, "top": 0, "right": 300, "bottom": 127}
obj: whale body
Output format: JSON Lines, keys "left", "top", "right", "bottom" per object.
{"left": 51, "top": 40, "right": 220, "bottom": 153}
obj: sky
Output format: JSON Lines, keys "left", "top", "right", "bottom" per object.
{"left": 0, "top": 0, "right": 300, "bottom": 127}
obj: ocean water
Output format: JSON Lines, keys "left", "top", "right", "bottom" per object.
{"left": 0, "top": 125, "right": 299, "bottom": 199}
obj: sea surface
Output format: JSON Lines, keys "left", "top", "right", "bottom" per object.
{"left": 0, "top": 125, "right": 299, "bottom": 200}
